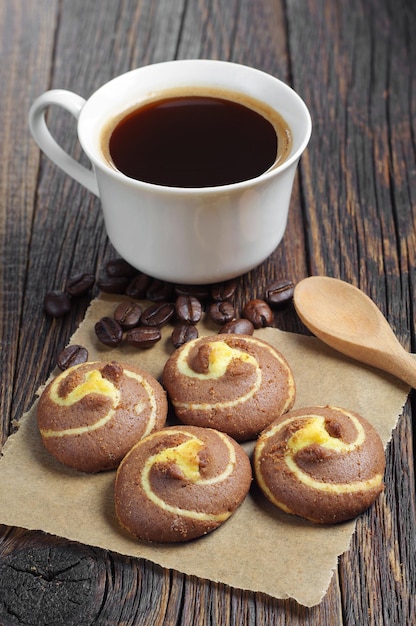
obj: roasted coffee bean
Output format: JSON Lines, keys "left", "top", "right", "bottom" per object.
{"left": 95, "top": 316, "right": 123, "bottom": 347}
{"left": 57, "top": 344, "right": 89, "bottom": 370}
{"left": 211, "top": 279, "right": 237, "bottom": 302}
{"left": 218, "top": 318, "right": 255, "bottom": 335}
{"left": 146, "top": 279, "right": 175, "bottom": 302}
{"left": 114, "top": 300, "right": 142, "bottom": 330}
{"left": 96, "top": 275, "right": 130, "bottom": 294}
{"left": 171, "top": 323, "right": 199, "bottom": 348}
{"left": 241, "top": 299, "right": 274, "bottom": 328}
{"left": 140, "top": 302, "right": 175, "bottom": 327}
{"left": 106, "top": 257, "right": 137, "bottom": 278}
{"left": 125, "top": 326, "right": 162, "bottom": 348}
{"left": 264, "top": 279, "right": 295, "bottom": 307}
{"left": 175, "top": 295, "right": 202, "bottom": 325}
{"left": 65, "top": 272, "right": 95, "bottom": 297}
{"left": 174, "top": 284, "right": 211, "bottom": 300}
{"left": 44, "top": 290, "right": 72, "bottom": 317}
{"left": 207, "top": 301, "right": 236, "bottom": 325}
{"left": 125, "top": 272, "right": 152, "bottom": 299}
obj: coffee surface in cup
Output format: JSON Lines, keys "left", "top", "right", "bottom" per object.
{"left": 102, "top": 88, "right": 292, "bottom": 188}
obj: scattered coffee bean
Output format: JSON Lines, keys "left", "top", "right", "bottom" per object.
{"left": 125, "top": 326, "right": 162, "bottom": 348}
{"left": 106, "top": 257, "right": 137, "bottom": 278}
{"left": 96, "top": 275, "right": 130, "bottom": 294}
{"left": 211, "top": 279, "right": 237, "bottom": 302}
{"left": 46, "top": 254, "right": 297, "bottom": 362}
{"left": 208, "top": 301, "right": 236, "bottom": 325}
{"left": 95, "top": 316, "right": 123, "bottom": 347}
{"left": 65, "top": 272, "right": 95, "bottom": 297}
{"left": 57, "top": 344, "right": 89, "bottom": 370}
{"left": 241, "top": 299, "right": 274, "bottom": 328}
{"left": 218, "top": 318, "right": 255, "bottom": 335}
{"left": 44, "top": 290, "right": 72, "bottom": 317}
{"left": 146, "top": 279, "right": 175, "bottom": 302}
{"left": 171, "top": 323, "right": 199, "bottom": 348}
{"left": 125, "top": 272, "right": 152, "bottom": 299}
{"left": 113, "top": 300, "right": 142, "bottom": 330}
{"left": 264, "top": 279, "right": 295, "bottom": 307}
{"left": 175, "top": 295, "right": 202, "bottom": 325}
{"left": 140, "top": 302, "right": 175, "bottom": 327}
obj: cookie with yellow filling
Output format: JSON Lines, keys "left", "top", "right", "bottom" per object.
{"left": 162, "top": 334, "right": 296, "bottom": 441}
{"left": 254, "top": 405, "right": 385, "bottom": 524}
{"left": 37, "top": 360, "right": 167, "bottom": 473}
{"left": 114, "top": 425, "right": 252, "bottom": 542}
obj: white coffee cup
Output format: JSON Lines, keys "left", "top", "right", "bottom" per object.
{"left": 29, "top": 60, "right": 311, "bottom": 284}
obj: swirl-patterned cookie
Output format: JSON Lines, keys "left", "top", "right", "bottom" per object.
{"left": 114, "top": 425, "right": 252, "bottom": 542}
{"left": 254, "top": 405, "right": 385, "bottom": 524}
{"left": 37, "top": 361, "right": 167, "bottom": 473}
{"left": 162, "top": 334, "right": 295, "bottom": 441}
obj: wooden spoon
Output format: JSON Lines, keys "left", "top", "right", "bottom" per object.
{"left": 293, "top": 275, "right": 416, "bottom": 388}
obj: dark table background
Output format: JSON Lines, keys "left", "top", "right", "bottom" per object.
{"left": 0, "top": 0, "right": 415, "bottom": 624}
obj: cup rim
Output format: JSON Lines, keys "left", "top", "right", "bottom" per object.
{"left": 79, "top": 59, "right": 312, "bottom": 194}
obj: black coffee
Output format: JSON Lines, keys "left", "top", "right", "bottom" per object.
{"left": 106, "top": 92, "right": 291, "bottom": 187}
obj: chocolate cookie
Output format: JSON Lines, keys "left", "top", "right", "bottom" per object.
{"left": 254, "top": 405, "right": 385, "bottom": 524}
{"left": 37, "top": 361, "right": 167, "bottom": 473}
{"left": 162, "top": 334, "right": 296, "bottom": 441}
{"left": 114, "top": 425, "right": 252, "bottom": 542}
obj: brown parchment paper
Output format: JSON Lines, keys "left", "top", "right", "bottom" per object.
{"left": 0, "top": 294, "right": 410, "bottom": 607}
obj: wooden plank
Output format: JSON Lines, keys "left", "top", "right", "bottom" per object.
{"left": 285, "top": 1, "right": 416, "bottom": 625}
{"left": 0, "top": 1, "right": 59, "bottom": 443}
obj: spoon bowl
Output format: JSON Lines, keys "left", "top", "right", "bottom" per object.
{"left": 294, "top": 276, "right": 416, "bottom": 388}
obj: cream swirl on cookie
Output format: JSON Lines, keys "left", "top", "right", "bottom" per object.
{"left": 40, "top": 364, "right": 159, "bottom": 439}
{"left": 139, "top": 429, "right": 238, "bottom": 521}
{"left": 162, "top": 334, "right": 296, "bottom": 441}
{"left": 37, "top": 361, "right": 167, "bottom": 473}
{"left": 114, "top": 425, "right": 252, "bottom": 542}
{"left": 254, "top": 405, "right": 386, "bottom": 524}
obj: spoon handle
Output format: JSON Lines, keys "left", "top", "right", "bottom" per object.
{"left": 380, "top": 348, "right": 416, "bottom": 389}
{"left": 303, "top": 322, "right": 416, "bottom": 389}
{"left": 336, "top": 325, "right": 416, "bottom": 388}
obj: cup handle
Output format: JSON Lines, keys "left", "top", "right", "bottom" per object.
{"left": 28, "top": 89, "right": 99, "bottom": 196}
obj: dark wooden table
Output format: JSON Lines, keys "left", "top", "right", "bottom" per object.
{"left": 1, "top": 0, "right": 415, "bottom": 624}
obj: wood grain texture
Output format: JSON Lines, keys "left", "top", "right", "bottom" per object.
{"left": 0, "top": 0, "right": 59, "bottom": 443}
{"left": 0, "top": 0, "right": 415, "bottom": 624}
